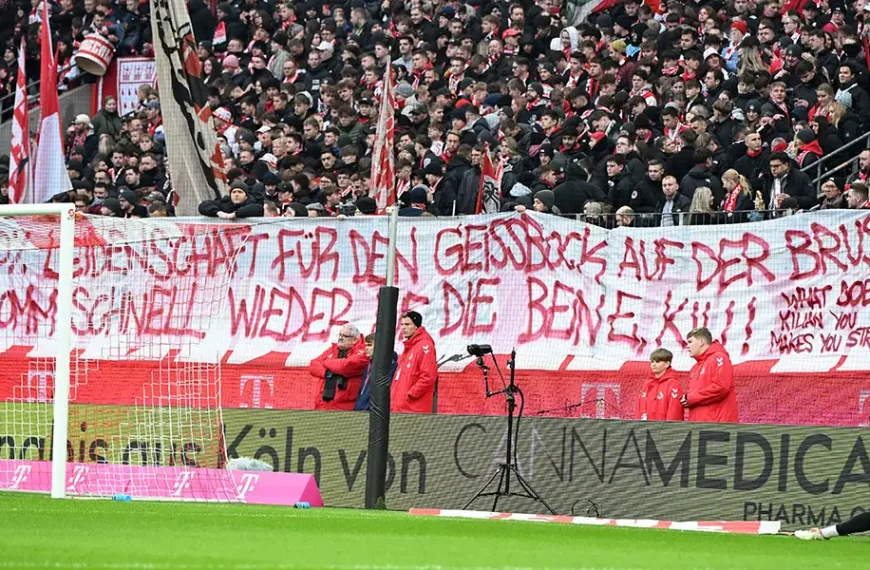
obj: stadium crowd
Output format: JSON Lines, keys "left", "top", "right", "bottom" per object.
{"left": 2, "top": 0, "right": 870, "bottom": 221}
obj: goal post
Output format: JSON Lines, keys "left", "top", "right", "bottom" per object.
{"left": 0, "top": 204, "right": 75, "bottom": 499}
{"left": 0, "top": 210, "right": 244, "bottom": 501}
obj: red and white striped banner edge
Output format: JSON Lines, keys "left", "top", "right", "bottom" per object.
{"left": 408, "top": 509, "right": 781, "bottom": 535}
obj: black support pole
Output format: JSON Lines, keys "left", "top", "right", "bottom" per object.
{"left": 364, "top": 285, "right": 399, "bottom": 509}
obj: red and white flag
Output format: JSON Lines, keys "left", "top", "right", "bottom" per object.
{"left": 370, "top": 64, "right": 396, "bottom": 210}
{"left": 33, "top": 1, "right": 72, "bottom": 203}
{"left": 475, "top": 145, "right": 502, "bottom": 214}
{"left": 9, "top": 37, "right": 31, "bottom": 204}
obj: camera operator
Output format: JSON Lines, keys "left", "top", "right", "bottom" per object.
{"left": 308, "top": 324, "right": 369, "bottom": 411}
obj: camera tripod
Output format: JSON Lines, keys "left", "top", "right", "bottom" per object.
{"left": 463, "top": 349, "right": 557, "bottom": 515}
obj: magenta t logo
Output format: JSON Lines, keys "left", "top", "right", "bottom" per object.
{"left": 239, "top": 375, "right": 274, "bottom": 409}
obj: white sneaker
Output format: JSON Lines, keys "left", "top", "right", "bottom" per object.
{"left": 794, "top": 528, "right": 826, "bottom": 540}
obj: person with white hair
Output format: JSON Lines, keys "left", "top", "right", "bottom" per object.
{"left": 308, "top": 324, "right": 369, "bottom": 410}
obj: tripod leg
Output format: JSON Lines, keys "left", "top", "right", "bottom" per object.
{"left": 492, "top": 465, "right": 506, "bottom": 512}
{"left": 462, "top": 466, "right": 502, "bottom": 510}
{"left": 510, "top": 466, "right": 558, "bottom": 515}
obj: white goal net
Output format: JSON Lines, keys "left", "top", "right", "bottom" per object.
{"left": 0, "top": 207, "right": 244, "bottom": 501}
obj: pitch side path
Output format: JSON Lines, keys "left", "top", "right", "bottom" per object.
{"left": 0, "top": 493, "right": 866, "bottom": 570}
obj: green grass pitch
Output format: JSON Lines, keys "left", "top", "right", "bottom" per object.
{"left": 0, "top": 492, "right": 867, "bottom": 570}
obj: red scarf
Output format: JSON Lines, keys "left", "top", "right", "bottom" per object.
{"left": 679, "top": 70, "right": 696, "bottom": 82}
{"left": 797, "top": 141, "right": 824, "bottom": 165}
{"left": 396, "top": 178, "right": 410, "bottom": 198}
{"left": 808, "top": 104, "right": 832, "bottom": 123}
{"left": 411, "top": 62, "right": 433, "bottom": 88}
{"left": 723, "top": 184, "right": 743, "bottom": 212}
{"left": 845, "top": 172, "right": 868, "bottom": 191}
{"left": 148, "top": 116, "right": 162, "bottom": 137}
{"left": 585, "top": 77, "right": 599, "bottom": 99}
{"left": 67, "top": 131, "right": 88, "bottom": 159}
{"left": 284, "top": 70, "right": 300, "bottom": 84}
{"left": 664, "top": 123, "right": 687, "bottom": 141}
{"left": 566, "top": 72, "right": 583, "bottom": 88}
{"left": 448, "top": 72, "right": 464, "bottom": 95}
{"left": 747, "top": 147, "right": 763, "bottom": 158}
{"left": 213, "top": 21, "right": 227, "bottom": 46}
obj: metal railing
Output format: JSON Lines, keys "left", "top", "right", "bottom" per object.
{"left": 0, "top": 64, "right": 77, "bottom": 111}
{"left": 562, "top": 209, "right": 827, "bottom": 227}
{"left": 800, "top": 129, "right": 870, "bottom": 193}
{"left": 0, "top": 79, "right": 40, "bottom": 109}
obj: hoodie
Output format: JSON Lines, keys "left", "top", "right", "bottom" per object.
{"left": 637, "top": 368, "right": 685, "bottom": 421}
{"left": 679, "top": 165, "right": 724, "bottom": 206}
{"left": 391, "top": 327, "right": 438, "bottom": 414}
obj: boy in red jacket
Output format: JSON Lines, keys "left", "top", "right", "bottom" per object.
{"left": 680, "top": 327, "right": 739, "bottom": 423}
{"left": 637, "top": 348, "right": 685, "bottom": 421}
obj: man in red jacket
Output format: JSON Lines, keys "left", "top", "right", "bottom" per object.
{"left": 680, "top": 328, "right": 739, "bottom": 423}
{"left": 637, "top": 348, "right": 684, "bottom": 421}
{"left": 391, "top": 311, "right": 437, "bottom": 413}
{"left": 309, "top": 324, "right": 369, "bottom": 411}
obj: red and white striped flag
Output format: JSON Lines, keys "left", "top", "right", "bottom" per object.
{"left": 475, "top": 145, "right": 502, "bottom": 214}
{"left": 33, "top": 1, "right": 71, "bottom": 203}
{"left": 9, "top": 37, "right": 30, "bottom": 204}
{"left": 370, "top": 64, "right": 396, "bottom": 210}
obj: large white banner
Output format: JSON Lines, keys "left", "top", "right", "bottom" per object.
{"left": 0, "top": 212, "right": 869, "bottom": 372}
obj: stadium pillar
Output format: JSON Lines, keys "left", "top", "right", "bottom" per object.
{"left": 365, "top": 207, "right": 399, "bottom": 509}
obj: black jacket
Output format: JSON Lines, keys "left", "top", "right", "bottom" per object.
{"left": 656, "top": 194, "right": 692, "bottom": 225}
{"left": 680, "top": 165, "right": 724, "bottom": 205}
{"left": 837, "top": 80, "right": 870, "bottom": 127}
{"left": 431, "top": 179, "right": 456, "bottom": 216}
{"left": 455, "top": 166, "right": 482, "bottom": 216}
{"left": 817, "top": 125, "right": 844, "bottom": 155}
{"left": 198, "top": 195, "right": 264, "bottom": 218}
{"left": 760, "top": 99, "right": 793, "bottom": 136}
{"left": 631, "top": 176, "right": 663, "bottom": 214}
{"left": 734, "top": 150, "right": 769, "bottom": 191}
{"left": 188, "top": 0, "right": 217, "bottom": 44}
{"left": 552, "top": 163, "right": 606, "bottom": 214}
{"left": 666, "top": 146, "right": 695, "bottom": 182}
{"left": 760, "top": 168, "right": 817, "bottom": 210}
{"left": 605, "top": 171, "right": 635, "bottom": 209}
{"left": 836, "top": 110, "right": 862, "bottom": 155}
{"left": 441, "top": 155, "right": 472, "bottom": 203}
{"left": 710, "top": 117, "right": 739, "bottom": 149}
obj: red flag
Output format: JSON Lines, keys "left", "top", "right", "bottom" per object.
{"left": 33, "top": 1, "right": 72, "bottom": 203}
{"left": 370, "top": 64, "right": 396, "bottom": 210}
{"left": 864, "top": 36, "right": 870, "bottom": 83}
{"left": 475, "top": 145, "right": 501, "bottom": 214}
{"left": 9, "top": 37, "right": 30, "bottom": 204}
